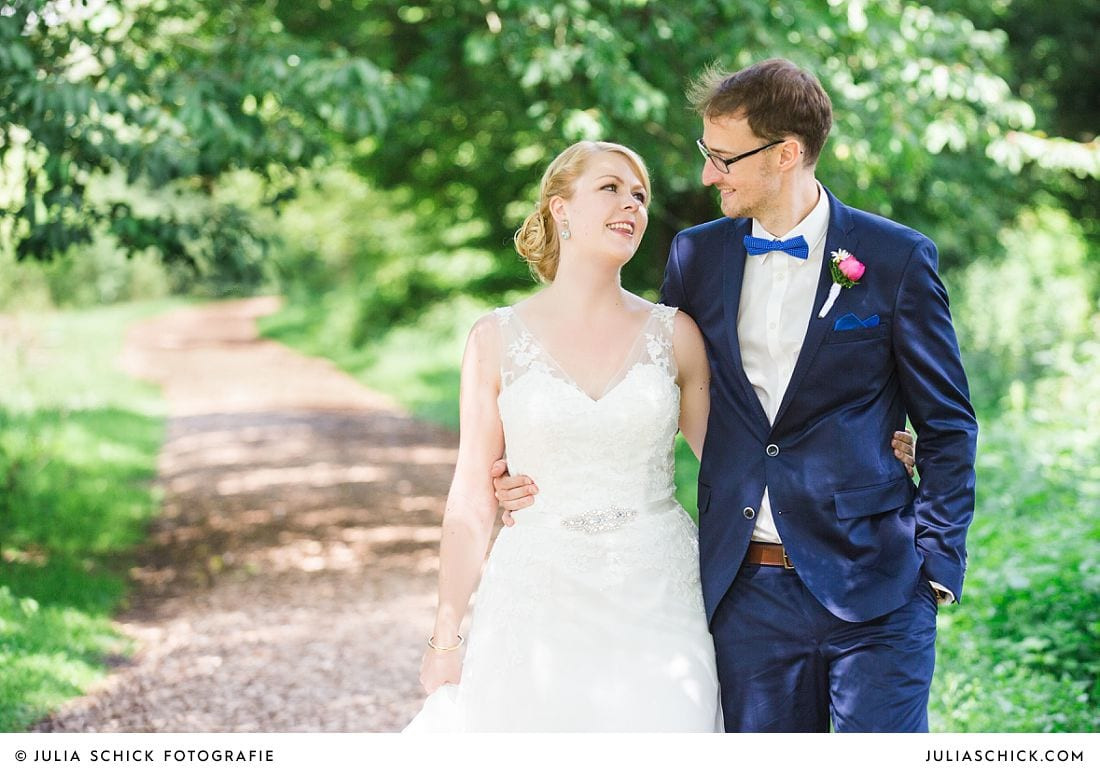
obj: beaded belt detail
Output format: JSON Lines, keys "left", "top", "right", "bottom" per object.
{"left": 560, "top": 507, "right": 639, "bottom": 534}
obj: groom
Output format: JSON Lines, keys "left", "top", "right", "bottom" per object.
{"left": 496, "top": 59, "right": 977, "bottom": 732}
{"left": 659, "top": 59, "right": 976, "bottom": 732}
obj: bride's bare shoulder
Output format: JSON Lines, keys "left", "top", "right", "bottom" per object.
{"left": 671, "top": 309, "right": 705, "bottom": 355}
{"left": 466, "top": 309, "right": 506, "bottom": 352}
{"left": 671, "top": 308, "right": 701, "bottom": 332}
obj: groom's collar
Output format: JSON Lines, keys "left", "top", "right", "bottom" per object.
{"left": 750, "top": 182, "right": 830, "bottom": 256}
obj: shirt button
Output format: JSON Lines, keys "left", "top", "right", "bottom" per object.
{"left": 766, "top": 444, "right": 780, "bottom": 457}
{"left": 743, "top": 507, "right": 756, "bottom": 519}
{"left": 769, "top": 323, "right": 777, "bottom": 330}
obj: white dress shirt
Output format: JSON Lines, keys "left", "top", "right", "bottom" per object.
{"left": 738, "top": 183, "right": 830, "bottom": 544}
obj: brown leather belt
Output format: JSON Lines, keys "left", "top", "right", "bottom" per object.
{"left": 745, "top": 542, "right": 795, "bottom": 569}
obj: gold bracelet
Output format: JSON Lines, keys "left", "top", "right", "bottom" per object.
{"left": 427, "top": 634, "right": 464, "bottom": 652}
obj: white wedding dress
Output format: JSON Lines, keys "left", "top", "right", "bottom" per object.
{"left": 404, "top": 304, "right": 721, "bottom": 732}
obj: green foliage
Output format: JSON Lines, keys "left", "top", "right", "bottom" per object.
{"left": 927, "top": 207, "right": 1099, "bottom": 732}
{"left": 0, "top": 0, "right": 424, "bottom": 286}
{"left": 925, "top": 0, "right": 1100, "bottom": 143}
{"left": 953, "top": 208, "right": 1097, "bottom": 412}
{"left": 674, "top": 436, "right": 700, "bottom": 519}
{"left": 0, "top": 300, "right": 178, "bottom": 730}
{"left": 255, "top": 165, "right": 500, "bottom": 340}
{"left": 931, "top": 412, "right": 1099, "bottom": 730}
{"left": 7, "top": 0, "right": 1097, "bottom": 307}
{"left": 924, "top": 0, "right": 1100, "bottom": 250}
{"left": 253, "top": 169, "right": 487, "bottom": 426}
{"left": 0, "top": 232, "right": 172, "bottom": 311}
{"left": 270, "top": 0, "right": 1100, "bottom": 302}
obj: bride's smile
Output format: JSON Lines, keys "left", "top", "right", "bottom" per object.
{"left": 550, "top": 151, "right": 649, "bottom": 268}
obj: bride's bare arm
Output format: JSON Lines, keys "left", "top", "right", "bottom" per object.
{"left": 420, "top": 315, "right": 505, "bottom": 694}
{"left": 673, "top": 311, "right": 710, "bottom": 460}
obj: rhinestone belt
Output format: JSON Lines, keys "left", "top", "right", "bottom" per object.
{"left": 561, "top": 507, "right": 638, "bottom": 534}
{"left": 559, "top": 498, "right": 677, "bottom": 534}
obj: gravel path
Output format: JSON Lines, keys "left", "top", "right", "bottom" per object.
{"left": 35, "top": 297, "right": 452, "bottom": 731}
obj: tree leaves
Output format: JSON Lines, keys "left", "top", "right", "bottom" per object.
{"left": 0, "top": 0, "right": 424, "bottom": 273}
{"left": 328, "top": 0, "right": 1097, "bottom": 292}
{"left": 3, "top": 0, "right": 1095, "bottom": 286}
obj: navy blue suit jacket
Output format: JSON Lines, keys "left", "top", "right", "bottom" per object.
{"left": 661, "top": 187, "right": 978, "bottom": 623}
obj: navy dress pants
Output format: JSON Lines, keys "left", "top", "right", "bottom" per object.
{"left": 711, "top": 562, "right": 939, "bottom": 732}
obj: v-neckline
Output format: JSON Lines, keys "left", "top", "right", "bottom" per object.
{"left": 510, "top": 305, "right": 658, "bottom": 403}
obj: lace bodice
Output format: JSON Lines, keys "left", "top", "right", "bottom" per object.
{"left": 495, "top": 304, "right": 680, "bottom": 518}
{"left": 405, "top": 302, "right": 720, "bottom": 733}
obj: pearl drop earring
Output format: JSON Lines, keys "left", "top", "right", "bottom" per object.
{"left": 560, "top": 220, "right": 571, "bottom": 240}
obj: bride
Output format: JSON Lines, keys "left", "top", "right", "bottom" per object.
{"left": 405, "top": 141, "right": 910, "bottom": 732}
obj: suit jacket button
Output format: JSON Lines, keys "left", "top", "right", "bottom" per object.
{"left": 742, "top": 507, "right": 756, "bottom": 519}
{"left": 766, "top": 444, "right": 780, "bottom": 457}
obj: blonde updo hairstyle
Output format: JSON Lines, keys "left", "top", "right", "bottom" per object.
{"left": 514, "top": 141, "right": 651, "bottom": 283}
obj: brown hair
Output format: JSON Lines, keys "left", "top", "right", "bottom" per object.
{"left": 514, "top": 141, "right": 651, "bottom": 282}
{"left": 688, "top": 58, "right": 833, "bottom": 166}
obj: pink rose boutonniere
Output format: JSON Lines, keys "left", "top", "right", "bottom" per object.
{"left": 818, "top": 248, "right": 865, "bottom": 318}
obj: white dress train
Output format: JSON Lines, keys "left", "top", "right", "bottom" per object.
{"left": 404, "top": 304, "right": 721, "bottom": 732}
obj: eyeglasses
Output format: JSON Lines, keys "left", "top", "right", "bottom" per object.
{"left": 696, "top": 138, "right": 783, "bottom": 174}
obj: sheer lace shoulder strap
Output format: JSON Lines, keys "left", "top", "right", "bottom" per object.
{"left": 642, "top": 303, "right": 678, "bottom": 380}
{"left": 652, "top": 304, "right": 677, "bottom": 332}
{"left": 494, "top": 306, "right": 549, "bottom": 388}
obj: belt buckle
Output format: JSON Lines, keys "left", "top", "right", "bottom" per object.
{"left": 782, "top": 548, "right": 794, "bottom": 570}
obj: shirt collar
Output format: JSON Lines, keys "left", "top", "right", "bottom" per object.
{"left": 750, "top": 182, "right": 830, "bottom": 256}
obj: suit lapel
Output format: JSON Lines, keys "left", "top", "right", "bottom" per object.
{"left": 722, "top": 219, "right": 771, "bottom": 434}
{"left": 772, "top": 188, "right": 857, "bottom": 428}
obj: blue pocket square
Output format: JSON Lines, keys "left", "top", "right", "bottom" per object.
{"left": 833, "top": 313, "right": 881, "bottom": 331}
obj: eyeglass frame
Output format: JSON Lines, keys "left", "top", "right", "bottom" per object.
{"left": 696, "top": 138, "right": 784, "bottom": 174}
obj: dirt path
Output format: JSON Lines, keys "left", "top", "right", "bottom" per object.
{"left": 35, "top": 297, "right": 453, "bottom": 731}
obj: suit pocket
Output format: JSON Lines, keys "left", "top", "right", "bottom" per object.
{"left": 833, "top": 476, "right": 912, "bottom": 520}
{"left": 822, "top": 320, "right": 890, "bottom": 344}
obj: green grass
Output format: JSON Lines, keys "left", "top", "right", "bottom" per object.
{"left": 0, "top": 299, "right": 183, "bottom": 731}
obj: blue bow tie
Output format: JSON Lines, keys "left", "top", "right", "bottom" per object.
{"left": 743, "top": 234, "right": 810, "bottom": 260}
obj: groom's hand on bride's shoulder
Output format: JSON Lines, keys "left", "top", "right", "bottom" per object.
{"left": 490, "top": 458, "right": 539, "bottom": 527}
